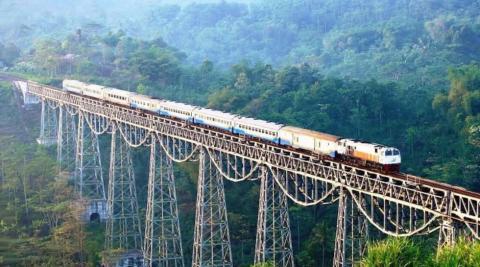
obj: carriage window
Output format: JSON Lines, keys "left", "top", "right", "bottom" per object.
{"left": 385, "top": 150, "right": 393, "bottom": 156}
{"left": 393, "top": 149, "right": 400, "bottom": 155}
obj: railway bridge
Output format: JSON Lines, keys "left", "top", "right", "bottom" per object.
{"left": 10, "top": 79, "right": 480, "bottom": 267}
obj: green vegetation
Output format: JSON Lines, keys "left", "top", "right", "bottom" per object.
{"left": 361, "top": 237, "right": 480, "bottom": 267}
{"left": 250, "top": 262, "right": 275, "bottom": 267}
{"left": 2, "top": 0, "right": 480, "bottom": 89}
{"left": 434, "top": 237, "right": 480, "bottom": 267}
{"left": 361, "top": 238, "right": 427, "bottom": 267}
{"left": 0, "top": 82, "right": 104, "bottom": 266}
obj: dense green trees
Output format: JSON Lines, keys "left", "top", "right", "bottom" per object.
{"left": 0, "top": 83, "right": 100, "bottom": 266}
{"left": 0, "top": 42, "right": 20, "bottom": 67}
{"left": 14, "top": 31, "right": 214, "bottom": 102}
{"left": 427, "top": 64, "right": 480, "bottom": 188}
{"left": 2, "top": 0, "right": 480, "bottom": 90}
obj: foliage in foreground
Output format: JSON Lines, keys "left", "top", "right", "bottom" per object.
{"left": 250, "top": 262, "right": 275, "bottom": 267}
{"left": 361, "top": 238, "right": 425, "bottom": 267}
{"left": 434, "top": 237, "right": 480, "bottom": 267}
{"left": 361, "top": 237, "right": 480, "bottom": 267}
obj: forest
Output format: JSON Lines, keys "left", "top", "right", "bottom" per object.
{"left": 0, "top": 0, "right": 479, "bottom": 266}
{"left": 2, "top": 0, "right": 480, "bottom": 89}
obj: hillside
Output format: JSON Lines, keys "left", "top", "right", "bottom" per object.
{"left": 1, "top": 0, "right": 480, "bottom": 89}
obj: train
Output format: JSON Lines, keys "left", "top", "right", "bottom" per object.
{"left": 62, "top": 79, "right": 401, "bottom": 172}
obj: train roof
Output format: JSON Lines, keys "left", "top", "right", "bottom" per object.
{"left": 194, "top": 108, "right": 238, "bottom": 120}
{"left": 281, "top": 126, "right": 340, "bottom": 142}
{"left": 161, "top": 100, "right": 197, "bottom": 111}
{"left": 130, "top": 94, "right": 154, "bottom": 101}
{"left": 63, "top": 79, "right": 85, "bottom": 86}
{"left": 340, "top": 138, "right": 399, "bottom": 150}
{"left": 86, "top": 84, "right": 106, "bottom": 91}
{"left": 105, "top": 87, "right": 137, "bottom": 97}
{"left": 235, "top": 117, "right": 284, "bottom": 131}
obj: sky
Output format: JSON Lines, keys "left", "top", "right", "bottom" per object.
{"left": 161, "top": 0, "right": 257, "bottom": 3}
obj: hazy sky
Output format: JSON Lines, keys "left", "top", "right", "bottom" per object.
{"left": 162, "top": 0, "right": 257, "bottom": 3}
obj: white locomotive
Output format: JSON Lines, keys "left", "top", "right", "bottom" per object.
{"left": 62, "top": 79, "right": 401, "bottom": 171}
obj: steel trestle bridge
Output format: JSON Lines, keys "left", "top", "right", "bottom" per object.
{"left": 11, "top": 79, "right": 480, "bottom": 267}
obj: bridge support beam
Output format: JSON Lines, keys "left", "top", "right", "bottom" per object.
{"left": 74, "top": 112, "right": 107, "bottom": 221}
{"left": 104, "top": 124, "right": 143, "bottom": 267}
{"left": 144, "top": 135, "right": 185, "bottom": 267}
{"left": 438, "top": 219, "right": 455, "bottom": 248}
{"left": 37, "top": 99, "right": 57, "bottom": 145}
{"left": 57, "top": 105, "right": 77, "bottom": 173}
{"left": 333, "top": 190, "right": 369, "bottom": 267}
{"left": 192, "top": 149, "right": 233, "bottom": 267}
{"left": 254, "top": 167, "right": 294, "bottom": 267}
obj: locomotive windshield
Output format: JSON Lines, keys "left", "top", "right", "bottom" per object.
{"left": 385, "top": 149, "right": 400, "bottom": 156}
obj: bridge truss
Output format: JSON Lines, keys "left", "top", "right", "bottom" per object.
{"left": 12, "top": 81, "right": 480, "bottom": 266}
